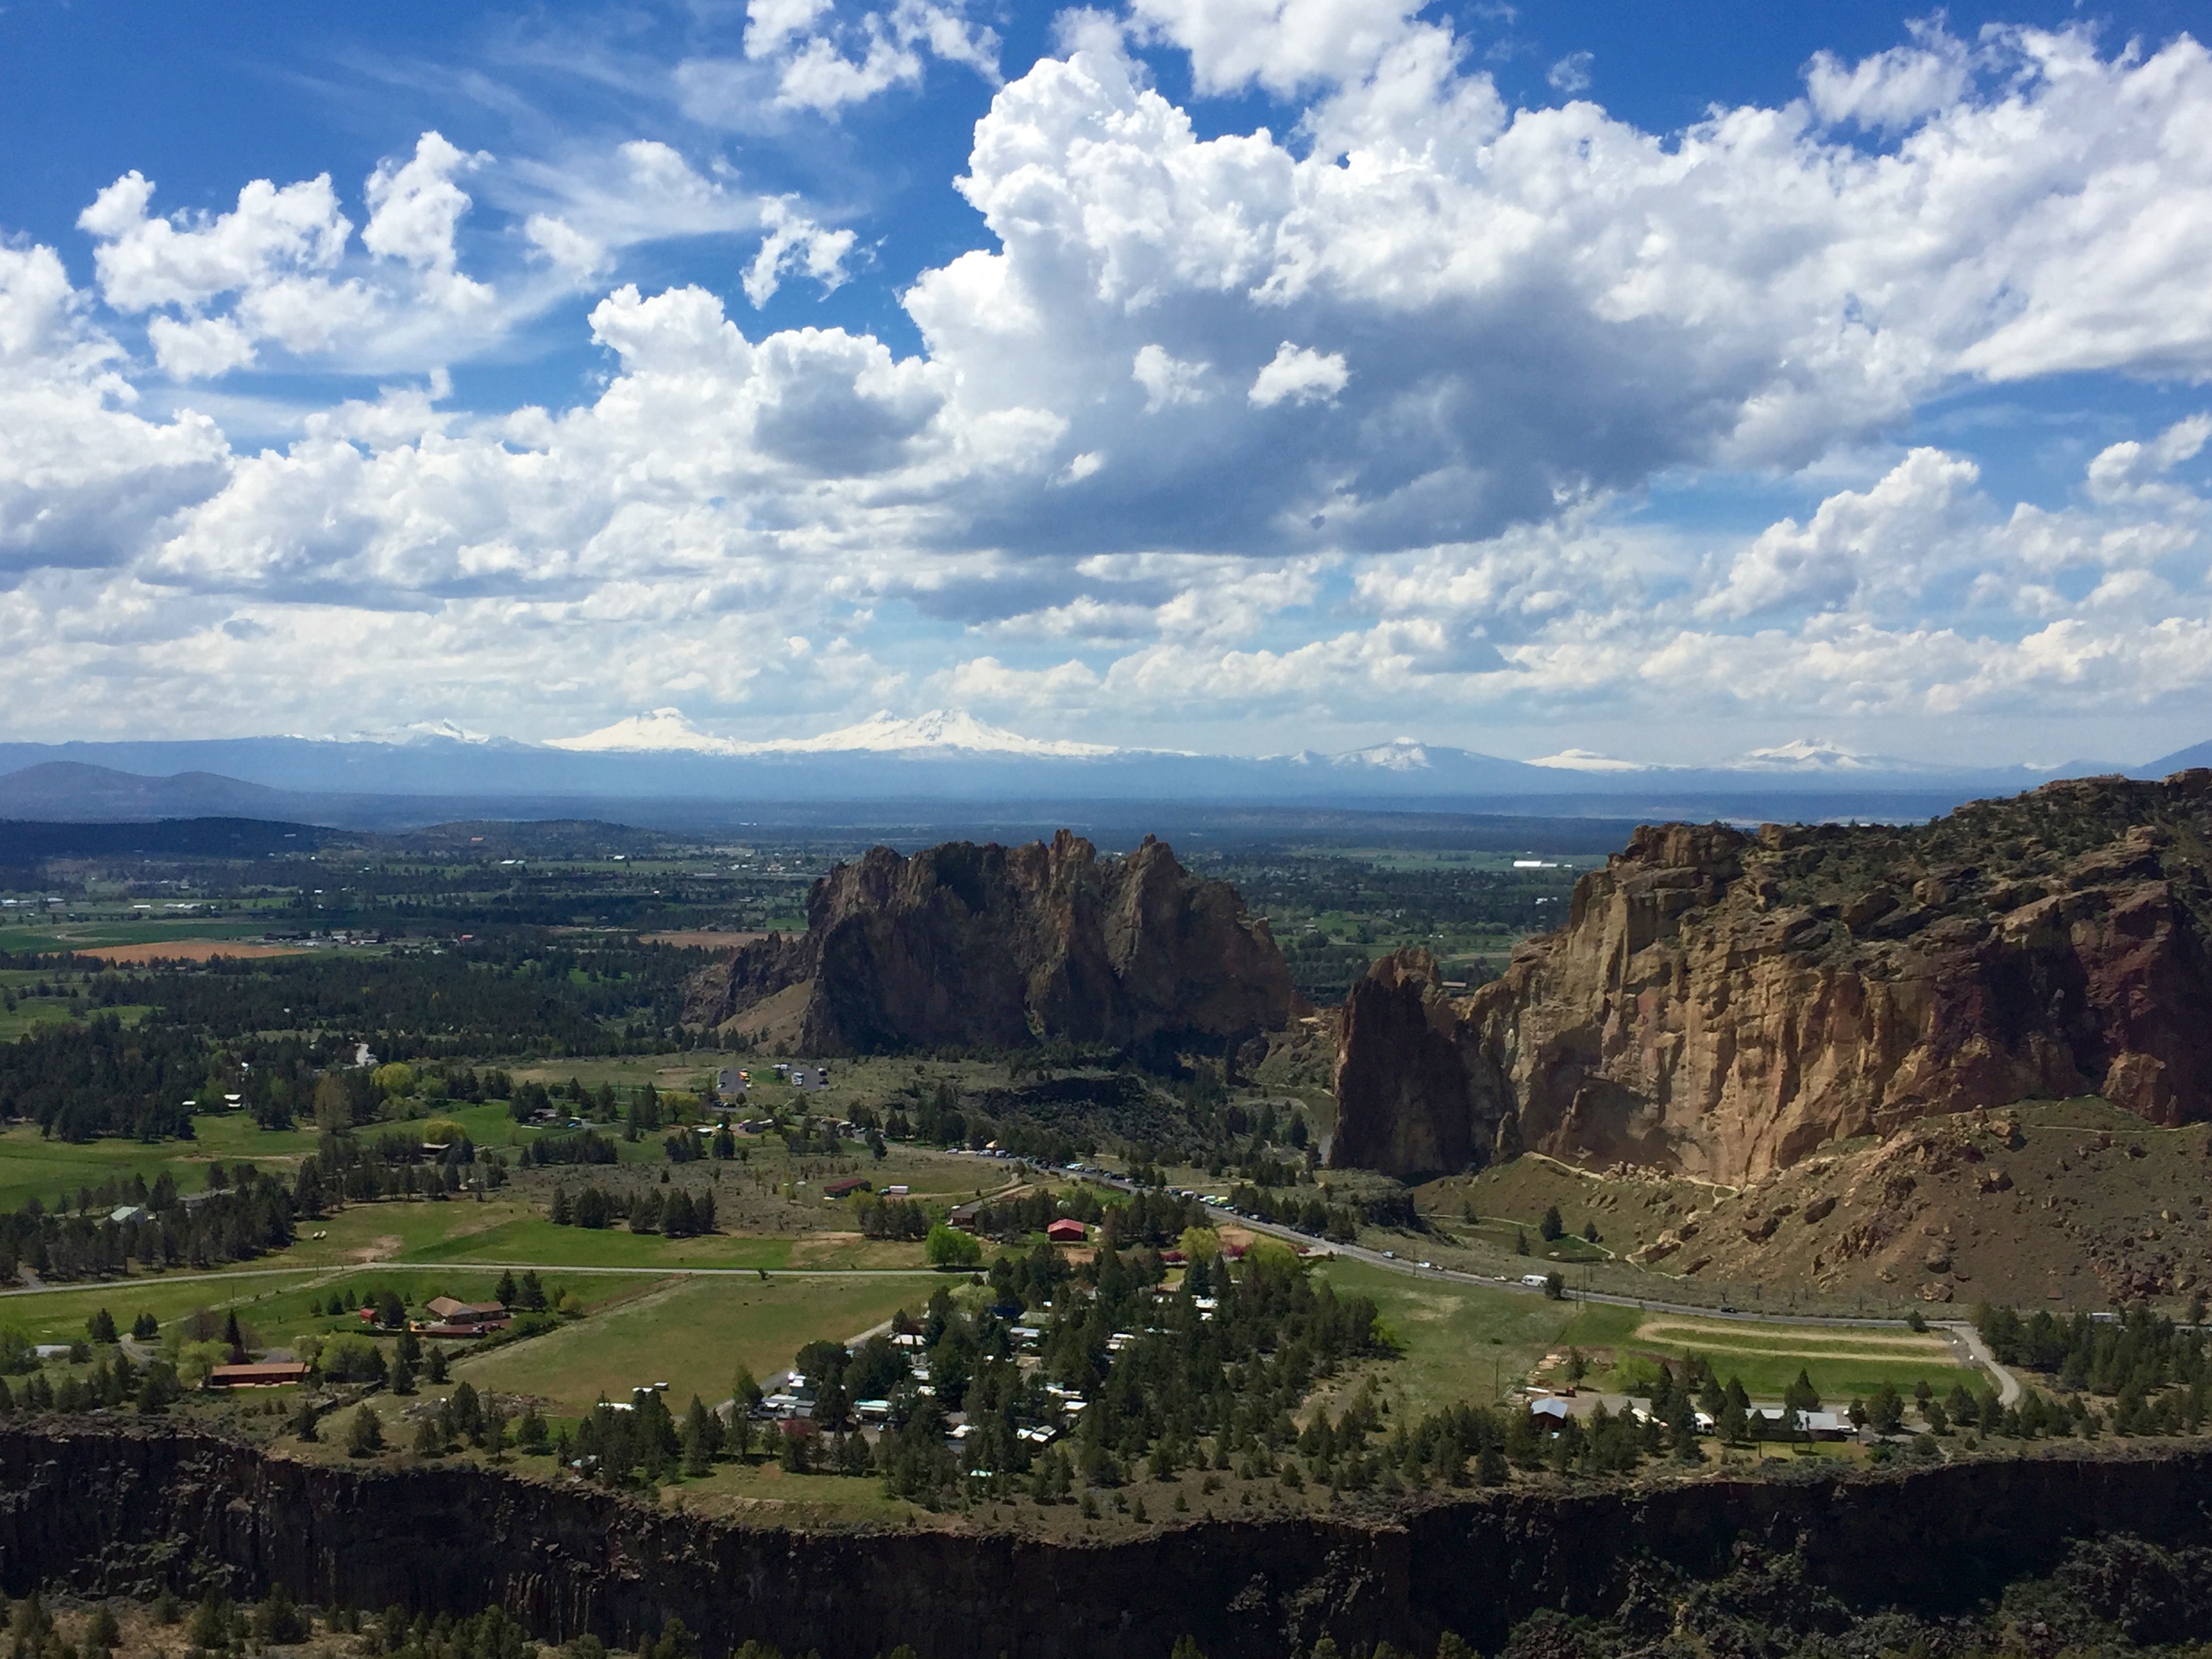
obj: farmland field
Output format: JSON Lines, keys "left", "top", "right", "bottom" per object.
{"left": 453, "top": 1271, "right": 943, "bottom": 1414}
{"left": 1309, "top": 1257, "right": 1576, "bottom": 1416}
{"left": 1559, "top": 1301, "right": 1982, "bottom": 1400}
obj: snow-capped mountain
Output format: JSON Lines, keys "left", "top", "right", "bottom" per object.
{"left": 1529, "top": 748, "right": 1650, "bottom": 773}
{"left": 1332, "top": 739, "right": 1436, "bottom": 772}
{"left": 334, "top": 719, "right": 503, "bottom": 747}
{"left": 1734, "top": 737, "right": 1919, "bottom": 773}
{"left": 548, "top": 707, "right": 1119, "bottom": 759}
{"left": 0, "top": 714, "right": 2167, "bottom": 830}
{"left": 546, "top": 708, "right": 739, "bottom": 756}
{"left": 748, "top": 708, "right": 1120, "bottom": 758}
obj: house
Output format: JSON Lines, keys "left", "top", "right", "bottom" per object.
{"left": 1046, "top": 1218, "right": 1086, "bottom": 1244}
{"left": 1753, "top": 1408, "right": 1853, "bottom": 1440}
{"left": 422, "top": 1297, "right": 510, "bottom": 1332}
{"left": 108, "top": 1204, "right": 150, "bottom": 1227}
{"left": 823, "top": 1176, "right": 873, "bottom": 1199}
{"left": 209, "top": 1362, "right": 311, "bottom": 1389}
{"left": 948, "top": 1203, "right": 981, "bottom": 1232}
{"left": 1528, "top": 1392, "right": 1653, "bottom": 1424}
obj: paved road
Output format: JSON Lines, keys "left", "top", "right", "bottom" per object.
{"left": 1210, "top": 1191, "right": 2024, "bottom": 1399}
{"left": 951, "top": 1151, "right": 2023, "bottom": 1400}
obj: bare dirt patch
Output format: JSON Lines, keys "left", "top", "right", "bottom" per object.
{"left": 79, "top": 940, "right": 309, "bottom": 964}
{"left": 350, "top": 1235, "right": 405, "bottom": 1263}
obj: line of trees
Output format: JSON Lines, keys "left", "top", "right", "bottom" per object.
{"left": 0, "top": 1164, "right": 296, "bottom": 1282}
{"left": 548, "top": 1183, "right": 717, "bottom": 1237}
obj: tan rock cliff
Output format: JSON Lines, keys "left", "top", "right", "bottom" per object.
{"left": 687, "top": 830, "right": 1298, "bottom": 1055}
{"left": 1332, "top": 772, "right": 2212, "bottom": 1183}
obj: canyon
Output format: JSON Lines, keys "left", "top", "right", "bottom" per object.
{"left": 8, "top": 1425, "right": 2212, "bottom": 1659}
{"left": 1333, "top": 773, "right": 2212, "bottom": 1185}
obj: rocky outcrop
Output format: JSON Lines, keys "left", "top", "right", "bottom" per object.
{"left": 685, "top": 831, "right": 1298, "bottom": 1055}
{"left": 10, "top": 1424, "right": 2212, "bottom": 1659}
{"left": 1330, "top": 950, "right": 1494, "bottom": 1179}
{"left": 1332, "top": 773, "right": 2212, "bottom": 1183}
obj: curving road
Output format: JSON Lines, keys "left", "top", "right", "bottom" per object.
{"left": 949, "top": 1150, "right": 2025, "bottom": 1403}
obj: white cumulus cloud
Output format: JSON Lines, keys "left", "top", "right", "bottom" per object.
{"left": 1248, "top": 342, "right": 1349, "bottom": 407}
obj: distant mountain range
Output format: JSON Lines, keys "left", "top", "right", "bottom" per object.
{"left": 0, "top": 708, "right": 2200, "bottom": 831}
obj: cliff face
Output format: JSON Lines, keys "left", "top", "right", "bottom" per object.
{"left": 9, "top": 1425, "right": 2212, "bottom": 1659}
{"left": 685, "top": 831, "right": 1298, "bottom": 1055}
{"left": 1333, "top": 773, "right": 2212, "bottom": 1183}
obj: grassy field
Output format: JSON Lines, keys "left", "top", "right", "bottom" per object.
{"left": 401, "top": 1214, "right": 799, "bottom": 1270}
{"left": 0, "top": 1099, "right": 623, "bottom": 1215}
{"left": 453, "top": 1271, "right": 941, "bottom": 1413}
{"left": 1448, "top": 1216, "right": 1612, "bottom": 1264}
{"left": 0, "top": 1263, "right": 573, "bottom": 1347}
{"left": 0, "top": 918, "right": 276, "bottom": 953}
{"left": 1309, "top": 1258, "right": 1576, "bottom": 1416}
{"left": 0, "top": 1113, "right": 322, "bottom": 1211}
{"left": 1559, "top": 1302, "right": 1981, "bottom": 1401}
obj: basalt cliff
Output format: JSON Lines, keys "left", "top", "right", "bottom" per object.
{"left": 13, "top": 1422, "right": 2212, "bottom": 1659}
{"left": 1333, "top": 772, "right": 2212, "bottom": 1184}
{"left": 686, "top": 831, "right": 1298, "bottom": 1056}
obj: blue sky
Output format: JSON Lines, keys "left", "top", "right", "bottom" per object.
{"left": 2, "top": 0, "right": 2209, "bottom": 766}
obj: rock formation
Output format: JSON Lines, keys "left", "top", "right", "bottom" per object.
{"left": 685, "top": 830, "right": 1298, "bottom": 1055}
{"left": 12, "top": 1422, "right": 2212, "bottom": 1659}
{"left": 1332, "top": 771, "right": 2212, "bottom": 1183}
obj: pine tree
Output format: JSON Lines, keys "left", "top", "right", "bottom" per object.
{"left": 1719, "top": 1378, "right": 1750, "bottom": 1444}
{"left": 87, "top": 1307, "right": 117, "bottom": 1344}
{"left": 293, "top": 1395, "right": 321, "bottom": 1442}
{"left": 346, "top": 1405, "right": 385, "bottom": 1457}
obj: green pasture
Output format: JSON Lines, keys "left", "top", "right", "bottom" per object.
{"left": 453, "top": 1271, "right": 941, "bottom": 1414}
{"left": 260, "top": 1198, "right": 540, "bottom": 1267}
{"left": 403, "top": 1214, "right": 797, "bottom": 1271}
{"left": 0, "top": 1113, "right": 316, "bottom": 1212}
{"left": 0, "top": 1264, "right": 550, "bottom": 1349}
{"left": 0, "top": 1097, "right": 622, "bottom": 1216}
{"left": 1310, "top": 1257, "right": 1575, "bottom": 1415}
{"left": 0, "top": 1271, "right": 322, "bottom": 1345}
{"left": 0, "top": 919, "right": 274, "bottom": 952}
{"left": 1561, "top": 1302, "right": 1982, "bottom": 1401}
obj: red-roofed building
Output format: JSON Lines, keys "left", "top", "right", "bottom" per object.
{"left": 1046, "top": 1218, "right": 1087, "bottom": 1244}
